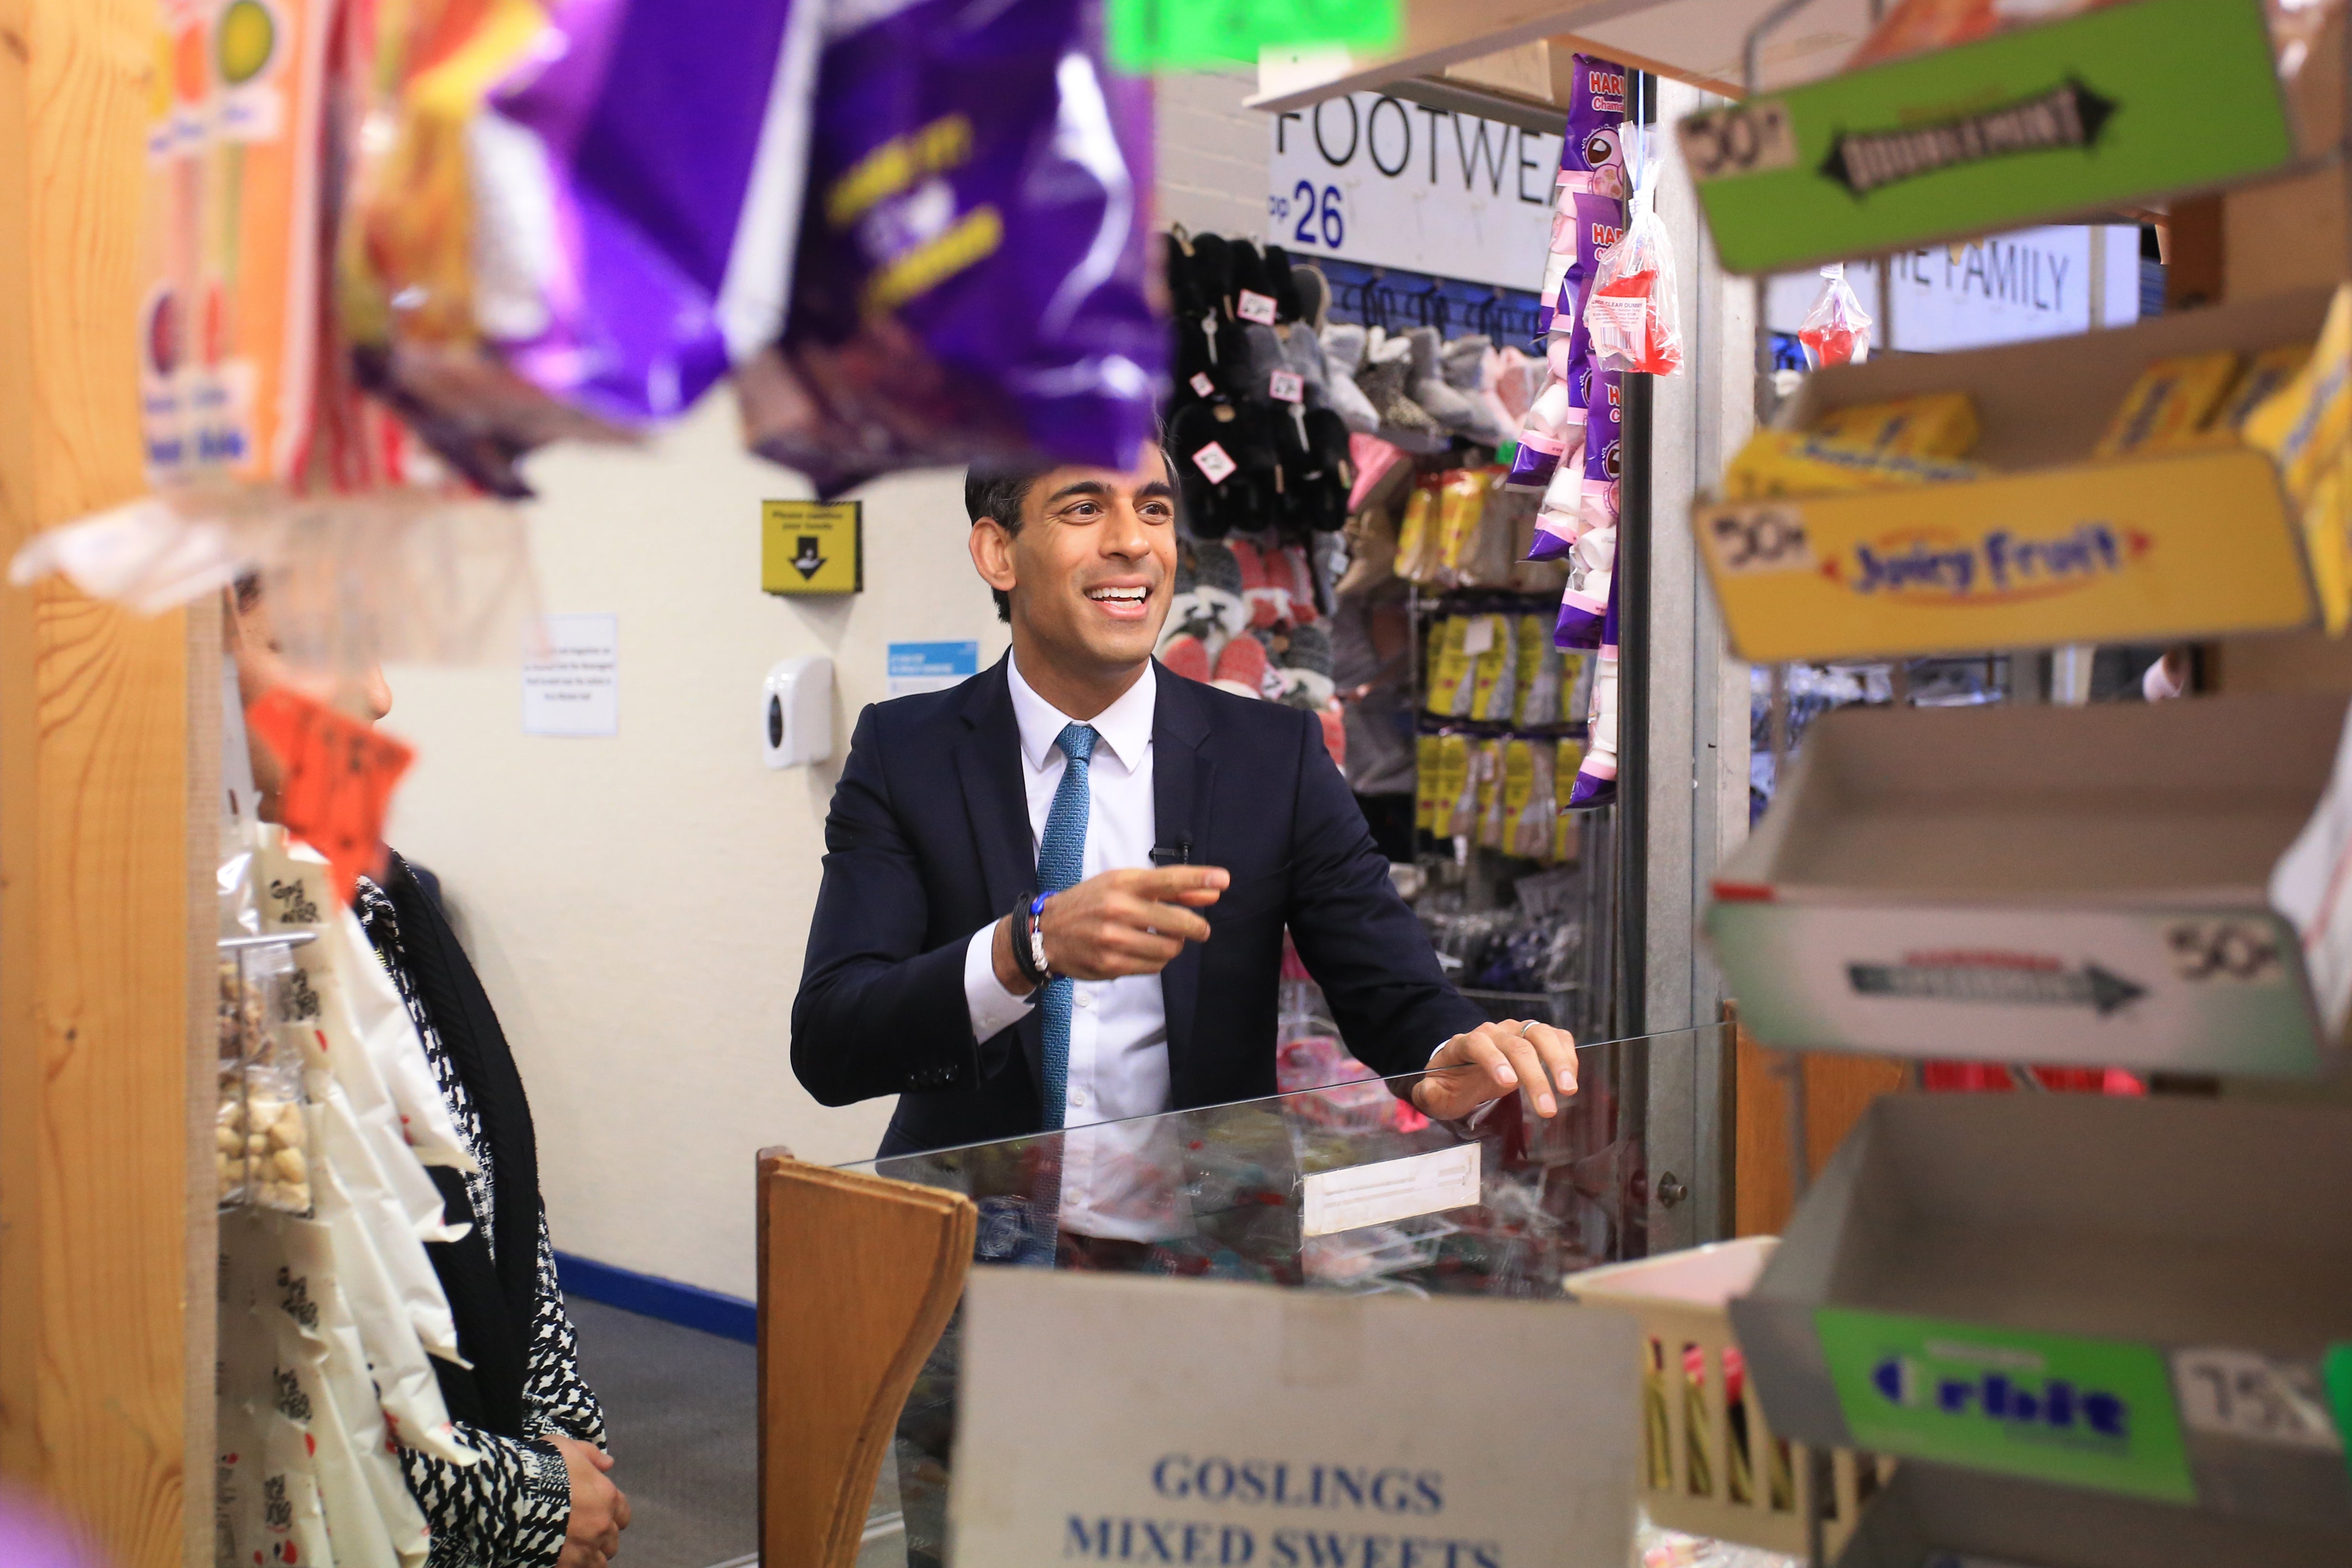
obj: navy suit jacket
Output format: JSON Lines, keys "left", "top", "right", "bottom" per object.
{"left": 790, "top": 655, "right": 1488, "bottom": 1157}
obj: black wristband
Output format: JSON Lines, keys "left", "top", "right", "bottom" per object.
{"left": 1008, "top": 902, "right": 1048, "bottom": 991}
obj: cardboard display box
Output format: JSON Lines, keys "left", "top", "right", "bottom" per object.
{"left": 1708, "top": 692, "right": 2352, "bottom": 1076}
{"left": 1694, "top": 285, "right": 2334, "bottom": 666}
{"left": 1831, "top": 1463, "right": 2352, "bottom": 1568}
{"left": 1729, "top": 1095, "right": 2352, "bottom": 1533}
{"left": 1680, "top": 0, "right": 2325, "bottom": 277}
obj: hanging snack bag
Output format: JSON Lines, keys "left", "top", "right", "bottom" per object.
{"left": 1511, "top": 740, "right": 1556, "bottom": 860}
{"left": 741, "top": 0, "right": 1163, "bottom": 497}
{"left": 1467, "top": 614, "right": 1515, "bottom": 722}
{"left": 1395, "top": 473, "right": 1445, "bottom": 582}
{"left": 1584, "top": 188, "right": 1683, "bottom": 377}
{"left": 1554, "top": 737, "right": 1587, "bottom": 855}
{"left": 314, "top": 1082, "right": 468, "bottom": 1374}
{"left": 1512, "top": 616, "right": 1551, "bottom": 727}
{"left": 1798, "top": 264, "right": 1873, "bottom": 368}
{"left": 273, "top": 1214, "right": 440, "bottom": 1566}
{"left": 1415, "top": 733, "right": 1444, "bottom": 833}
{"left": 1535, "top": 56, "right": 1629, "bottom": 336}
{"left": 1555, "top": 518, "right": 1618, "bottom": 651}
{"left": 1430, "top": 733, "right": 1472, "bottom": 840}
{"left": 1424, "top": 616, "right": 1467, "bottom": 716}
{"left": 343, "top": 0, "right": 827, "bottom": 495}
{"left": 1435, "top": 469, "right": 1492, "bottom": 583}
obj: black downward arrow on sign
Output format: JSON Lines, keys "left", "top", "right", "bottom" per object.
{"left": 793, "top": 536, "right": 827, "bottom": 581}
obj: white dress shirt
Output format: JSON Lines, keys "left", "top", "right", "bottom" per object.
{"left": 962, "top": 657, "right": 1177, "bottom": 1238}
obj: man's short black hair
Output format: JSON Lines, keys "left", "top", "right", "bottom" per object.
{"left": 965, "top": 457, "right": 1057, "bottom": 624}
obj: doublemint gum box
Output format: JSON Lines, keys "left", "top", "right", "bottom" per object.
{"left": 1707, "top": 693, "right": 2352, "bottom": 1076}
{"left": 1729, "top": 1096, "right": 2352, "bottom": 1535}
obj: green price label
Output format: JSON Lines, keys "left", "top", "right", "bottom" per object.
{"left": 1107, "top": 0, "right": 1400, "bottom": 72}
{"left": 1816, "top": 1308, "right": 2195, "bottom": 1503}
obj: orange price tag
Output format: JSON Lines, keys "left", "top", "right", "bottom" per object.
{"left": 246, "top": 686, "right": 415, "bottom": 906}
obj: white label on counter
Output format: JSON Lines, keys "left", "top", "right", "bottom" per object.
{"left": 1302, "top": 1145, "right": 1480, "bottom": 1238}
{"left": 2172, "top": 1348, "right": 2342, "bottom": 1451}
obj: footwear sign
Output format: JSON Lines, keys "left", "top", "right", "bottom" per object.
{"left": 1677, "top": 0, "right": 2292, "bottom": 276}
{"left": 761, "top": 499, "right": 863, "bottom": 595}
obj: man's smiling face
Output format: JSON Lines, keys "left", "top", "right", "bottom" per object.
{"left": 975, "top": 445, "right": 1178, "bottom": 680}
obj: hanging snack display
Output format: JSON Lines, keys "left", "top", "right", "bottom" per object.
{"left": 742, "top": 0, "right": 1163, "bottom": 497}
{"left": 342, "top": 0, "right": 823, "bottom": 496}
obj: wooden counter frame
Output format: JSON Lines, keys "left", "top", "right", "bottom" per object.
{"left": 0, "top": 4, "right": 216, "bottom": 1566}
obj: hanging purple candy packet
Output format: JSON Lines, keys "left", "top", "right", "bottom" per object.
{"left": 739, "top": 0, "right": 1164, "bottom": 497}
{"left": 359, "top": 0, "right": 825, "bottom": 497}
{"left": 1535, "top": 54, "right": 1629, "bottom": 335}
{"left": 1584, "top": 367, "right": 1622, "bottom": 535}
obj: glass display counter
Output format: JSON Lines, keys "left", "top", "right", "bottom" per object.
{"left": 820, "top": 1025, "right": 1723, "bottom": 1568}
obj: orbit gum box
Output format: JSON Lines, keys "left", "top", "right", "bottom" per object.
{"left": 1694, "top": 283, "right": 2339, "bottom": 663}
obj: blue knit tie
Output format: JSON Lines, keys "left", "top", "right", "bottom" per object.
{"left": 1036, "top": 723, "right": 1097, "bottom": 1131}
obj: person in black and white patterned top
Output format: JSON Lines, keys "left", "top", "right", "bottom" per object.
{"left": 356, "top": 872, "right": 617, "bottom": 1568}
{"left": 232, "top": 579, "right": 628, "bottom": 1568}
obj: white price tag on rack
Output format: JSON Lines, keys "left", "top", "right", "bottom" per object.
{"left": 1268, "top": 368, "right": 1304, "bottom": 403}
{"left": 1236, "top": 289, "right": 1278, "bottom": 325}
{"left": 1190, "top": 441, "right": 1238, "bottom": 484}
{"left": 2171, "top": 1348, "right": 2342, "bottom": 1451}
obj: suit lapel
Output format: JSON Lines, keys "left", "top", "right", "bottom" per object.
{"left": 1153, "top": 669, "right": 1216, "bottom": 1097}
{"left": 954, "top": 656, "right": 1035, "bottom": 914}
{"left": 955, "top": 656, "right": 1046, "bottom": 1094}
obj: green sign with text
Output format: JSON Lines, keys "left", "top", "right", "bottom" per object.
{"left": 1682, "top": 0, "right": 2293, "bottom": 275}
{"left": 1818, "top": 1308, "right": 2196, "bottom": 1503}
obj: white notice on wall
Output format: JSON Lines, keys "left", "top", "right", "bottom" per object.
{"left": 951, "top": 1271, "right": 1638, "bottom": 1568}
{"left": 523, "top": 614, "right": 619, "bottom": 737}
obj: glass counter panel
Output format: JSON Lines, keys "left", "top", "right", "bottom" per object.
{"left": 835, "top": 1023, "right": 1723, "bottom": 1568}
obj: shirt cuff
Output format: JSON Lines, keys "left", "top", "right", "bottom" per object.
{"left": 965, "top": 923, "right": 1036, "bottom": 1042}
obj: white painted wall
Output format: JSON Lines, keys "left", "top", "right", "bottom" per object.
{"left": 384, "top": 393, "right": 1007, "bottom": 1299}
{"left": 382, "top": 75, "right": 1270, "bottom": 1300}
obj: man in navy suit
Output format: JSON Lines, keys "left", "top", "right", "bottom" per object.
{"left": 791, "top": 443, "right": 1578, "bottom": 1160}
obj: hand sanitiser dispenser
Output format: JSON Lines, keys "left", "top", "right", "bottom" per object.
{"left": 762, "top": 656, "right": 833, "bottom": 768}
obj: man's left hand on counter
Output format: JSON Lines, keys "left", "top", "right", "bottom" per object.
{"left": 1412, "top": 1019, "right": 1580, "bottom": 1122}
